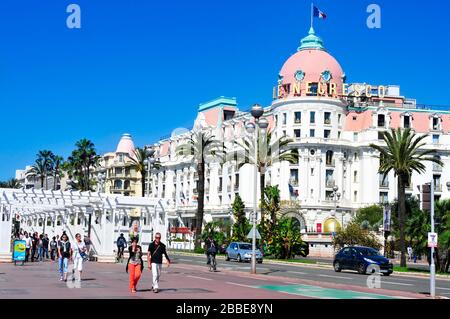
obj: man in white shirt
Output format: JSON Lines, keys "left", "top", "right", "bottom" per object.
{"left": 72, "top": 233, "right": 87, "bottom": 281}
{"left": 24, "top": 232, "right": 32, "bottom": 262}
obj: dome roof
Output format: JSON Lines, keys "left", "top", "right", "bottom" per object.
{"left": 116, "top": 133, "right": 136, "bottom": 158}
{"left": 278, "top": 27, "right": 345, "bottom": 98}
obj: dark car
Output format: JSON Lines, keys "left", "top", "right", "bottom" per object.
{"left": 333, "top": 246, "right": 393, "bottom": 276}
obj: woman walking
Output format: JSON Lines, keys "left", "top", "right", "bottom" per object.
{"left": 126, "top": 238, "right": 144, "bottom": 293}
{"left": 58, "top": 233, "right": 72, "bottom": 281}
{"left": 72, "top": 233, "right": 87, "bottom": 282}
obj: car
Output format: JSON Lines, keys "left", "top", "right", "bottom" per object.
{"left": 225, "top": 242, "right": 263, "bottom": 263}
{"left": 333, "top": 246, "right": 393, "bottom": 276}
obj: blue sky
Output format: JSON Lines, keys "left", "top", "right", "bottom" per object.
{"left": 0, "top": 0, "right": 449, "bottom": 180}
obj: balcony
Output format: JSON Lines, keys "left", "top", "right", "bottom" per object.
{"left": 234, "top": 184, "right": 239, "bottom": 192}
{"left": 325, "top": 159, "right": 335, "bottom": 167}
{"left": 218, "top": 185, "right": 223, "bottom": 192}
{"left": 193, "top": 188, "right": 198, "bottom": 195}
{"left": 379, "top": 179, "right": 389, "bottom": 188}
{"left": 326, "top": 180, "right": 336, "bottom": 188}
{"left": 434, "top": 184, "right": 442, "bottom": 193}
{"left": 180, "top": 176, "right": 184, "bottom": 182}
{"left": 324, "top": 119, "right": 331, "bottom": 125}
{"left": 289, "top": 179, "right": 299, "bottom": 187}
{"left": 433, "top": 164, "right": 443, "bottom": 172}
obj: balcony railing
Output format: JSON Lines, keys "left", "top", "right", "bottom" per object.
{"left": 193, "top": 188, "right": 198, "bottom": 195}
{"left": 289, "top": 179, "right": 299, "bottom": 187}
{"left": 433, "top": 164, "right": 443, "bottom": 172}
{"left": 325, "top": 159, "right": 335, "bottom": 167}
{"left": 434, "top": 184, "right": 442, "bottom": 192}
{"left": 326, "top": 180, "right": 336, "bottom": 188}
{"left": 194, "top": 172, "right": 198, "bottom": 180}
{"left": 234, "top": 184, "right": 239, "bottom": 191}
{"left": 218, "top": 185, "right": 223, "bottom": 192}
{"left": 379, "top": 179, "right": 389, "bottom": 188}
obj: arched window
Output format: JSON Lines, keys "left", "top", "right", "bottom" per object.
{"left": 326, "top": 150, "right": 334, "bottom": 166}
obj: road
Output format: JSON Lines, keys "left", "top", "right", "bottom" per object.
{"left": 170, "top": 252, "right": 450, "bottom": 298}
{"left": 0, "top": 255, "right": 445, "bottom": 299}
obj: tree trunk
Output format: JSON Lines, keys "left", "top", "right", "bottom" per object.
{"left": 195, "top": 161, "right": 205, "bottom": 250}
{"left": 398, "top": 175, "right": 407, "bottom": 267}
{"left": 141, "top": 171, "right": 146, "bottom": 197}
{"left": 40, "top": 176, "right": 44, "bottom": 189}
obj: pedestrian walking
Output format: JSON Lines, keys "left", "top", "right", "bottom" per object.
{"left": 147, "top": 232, "right": 170, "bottom": 293}
{"left": 49, "top": 236, "right": 58, "bottom": 261}
{"left": 37, "top": 234, "right": 44, "bottom": 261}
{"left": 24, "top": 232, "right": 32, "bottom": 262}
{"left": 126, "top": 238, "right": 144, "bottom": 293}
{"left": 407, "top": 246, "right": 413, "bottom": 262}
{"left": 72, "top": 233, "right": 87, "bottom": 282}
{"left": 58, "top": 233, "right": 72, "bottom": 282}
{"left": 43, "top": 234, "right": 50, "bottom": 260}
{"left": 30, "top": 233, "right": 38, "bottom": 262}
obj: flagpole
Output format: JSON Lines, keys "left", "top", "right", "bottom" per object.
{"left": 310, "top": 3, "right": 313, "bottom": 29}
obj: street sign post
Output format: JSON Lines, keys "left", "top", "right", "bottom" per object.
{"left": 428, "top": 232, "right": 438, "bottom": 248}
{"left": 247, "top": 226, "right": 261, "bottom": 240}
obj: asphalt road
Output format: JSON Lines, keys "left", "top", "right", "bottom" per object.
{"left": 170, "top": 252, "right": 450, "bottom": 298}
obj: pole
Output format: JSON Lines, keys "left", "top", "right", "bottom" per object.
{"left": 146, "top": 160, "right": 151, "bottom": 197}
{"left": 251, "top": 120, "right": 258, "bottom": 274}
{"left": 310, "top": 3, "right": 314, "bottom": 29}
{"left": 430, "top": 181, "right": 436, "bottom": 298}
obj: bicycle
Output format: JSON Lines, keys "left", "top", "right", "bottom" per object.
{"left": 116, "top": 247, "right": 125, "bottom": 263}
{"left": 208, "top": 254, "right": 217, "bottom": 272}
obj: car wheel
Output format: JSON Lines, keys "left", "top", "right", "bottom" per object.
{"left": 357, "top": 263, "right": 367, "bottom": 275}
{"left": 333, "top": 261, "right": 342, "bottom": 272}
{"left": 383, "top": 273, "right": 391, "bottom": 276}
{"left": 225, "top": 253, "right": 230, "bottom": 261}
{"left": 237, "top": 254, "right": 242, "bottom": 262}
{"left": 258, "top": 260, "right": 263, "bottom": 264}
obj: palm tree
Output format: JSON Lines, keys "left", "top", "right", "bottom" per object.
{"left": 37, "top": 150, "right": 54, "bottom": 189}
{"left": 51, "top": 155, "right": 64, "bottom": 190}
{"left": 370, "top": 128, "right": 442, "bottom": 267}
{"left": 176, "top": 131, "right": 225, "bottom": 249}
{"left": 236, "top": 129, "right": 298, "bottom": 223}
{"left": 66, "top": 139, "right": 99, "bottom": 191}
{"left": 27, "top": 159, "right": 47, "bottom": 188}
{"left": 128, "top": 147, "right": 161, "bottom": 197}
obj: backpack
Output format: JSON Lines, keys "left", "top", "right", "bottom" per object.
{"left": 117, "top": 237, "right": 126, "bottom": 247}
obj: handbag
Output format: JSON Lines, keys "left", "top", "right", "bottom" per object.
{"left": 78, "top": 246, "right": 89, "bottom": 262}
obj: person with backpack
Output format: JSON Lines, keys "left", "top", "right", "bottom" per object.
{"left": 204, "top": 237, "right": 218, "bottom": 270}
{"left": 58, "top": 233, "right": 72, "bottom": 282}
{"left": 117, "top": 233, "right": 127, "bottom": 262}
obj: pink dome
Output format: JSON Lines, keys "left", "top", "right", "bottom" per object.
{"left": 278, "top": 28, "right": 345, "bottom": 98}
{"left": 116, "top": 133, "right": 136, "bottom": 158}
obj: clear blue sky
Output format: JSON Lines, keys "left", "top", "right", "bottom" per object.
{"left": 0, "top": 0, "right": 449, "bottom": 180}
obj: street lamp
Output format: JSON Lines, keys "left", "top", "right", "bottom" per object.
{"left": 97, "top": 167, "right": 107, "bottom": 193}
{"left": 330, "top": 186, "right": 342, "bottom": 228}
{"left": 245, "top": 103, "right": 267, "bottom": 275}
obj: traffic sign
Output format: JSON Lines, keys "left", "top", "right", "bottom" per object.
{"left": 247, "top": 226, "right": 261, "bottom": 240}
{"left": 428, "top": 232, "right": 438, "bottom": 248}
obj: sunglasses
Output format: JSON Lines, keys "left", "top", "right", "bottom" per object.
{"left": 155, "top": 237, "right": 161, "bottom": 239}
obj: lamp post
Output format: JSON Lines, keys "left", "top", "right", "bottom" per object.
{"left": 245, "top": 104, "right": 267, "bottom": 274}
{"left": 143, "top": 147, "right": 156, "bottom": 198}
{"left": 97, "top": 167, "right": 107, "bottom": 193}
{"left": 331, "top": 186, "right": 342, "bottom": 228}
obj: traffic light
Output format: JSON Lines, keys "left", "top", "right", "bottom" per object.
{"left": 422, "top": 183, "right": 431, "bottom": 212}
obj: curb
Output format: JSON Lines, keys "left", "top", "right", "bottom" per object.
{"left": 170, "top": 251, "right": 450, "bottom": 280}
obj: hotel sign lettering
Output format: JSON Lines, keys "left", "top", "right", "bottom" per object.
{"left": 273, "top": 82, "right": 387, "bottom": 99}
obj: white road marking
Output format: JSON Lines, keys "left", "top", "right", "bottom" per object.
{"left": 288, "top": 271, "right": 308, "bottom": 275}
{"left": 318, "top": 274, "right": 352, "bottom": 280}
{"left": 226, "top": 282, "right": 255, "bottom": 288}
{"left": 187, "top": 275, "right": 212, "bottom": 281}
{"left": 382, "top": 281, "right": 413, "bottom": 286}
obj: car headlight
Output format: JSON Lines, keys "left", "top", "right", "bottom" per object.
{"left": 244, "top": 253, "right": 251, "bottom": 257}
{"left": 364, "top": 258, "right": 376, "bottom": 264}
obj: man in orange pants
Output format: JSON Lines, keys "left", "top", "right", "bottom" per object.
{"left": 126, "top": 238, "right": 144, "bottom": 293}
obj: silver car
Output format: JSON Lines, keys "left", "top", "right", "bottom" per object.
{"left": 225, "top": 242, "right": 263, "bottom": 263}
